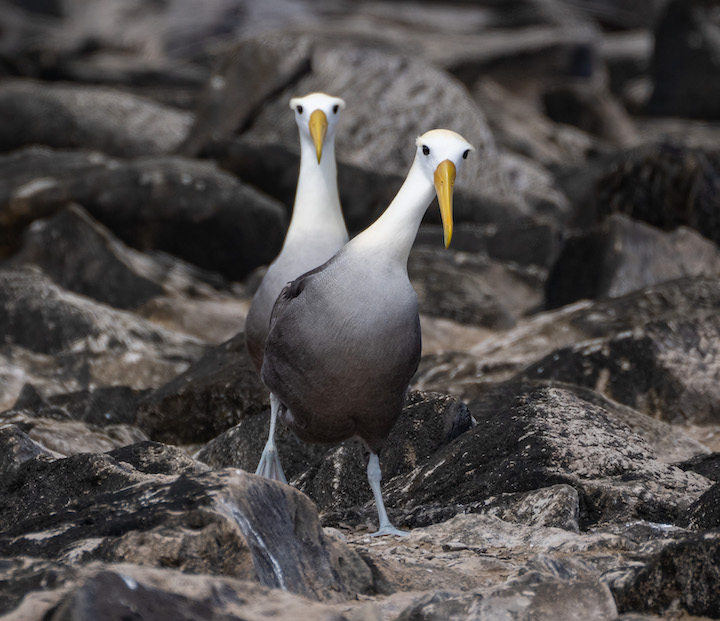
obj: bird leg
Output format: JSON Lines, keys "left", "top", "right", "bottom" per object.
{"left": 255, "top": 392, "right": 287, "bottom": 484}
{"left": 367, "top": 452, "right": 408, "bottom": 537}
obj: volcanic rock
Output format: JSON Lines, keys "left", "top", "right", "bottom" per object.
{"left": 0, "top": 148, "right": 287, "bottom": 279}
{"left": 647, "top": 0, "right": 720, "bottom": 120}
{"left": 383, "top": 385, "right": 711, "bottom": 527}
{"left": 545, "top": 214, "right": 720, "bottom": 308}
{"left": 408, "top": 246, "right": 544, "bottom": 328}
{"left": 0, "top": 442, "right": 368, "bottom": 602}
{"left": 0, "top": 80, "right": 192, "bottom": 156}
{"left": 594, "top": 142, "right": 720, "bottom": 246}
{"left": 136, "top": 333, "right": 267, "bottom": 445}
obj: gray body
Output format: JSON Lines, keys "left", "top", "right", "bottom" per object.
{"left": 262, "top": 250, "right": 421, "bottom": 452}
{"left": 245, "top": 232, "right": 346, "bottom": 374}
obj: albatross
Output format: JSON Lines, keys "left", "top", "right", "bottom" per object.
{"left": 245, "top": 93, "right": 349, "bottom": 482}
{"left": 261, "top": 129, "right": 474, "bottom": 536}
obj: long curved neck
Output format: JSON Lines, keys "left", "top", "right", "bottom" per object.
{"left": 283, "top": 134, "right": 346, "bottom": 246}
{"left": 349, "top": 155, "right": 434, "bottom": 268}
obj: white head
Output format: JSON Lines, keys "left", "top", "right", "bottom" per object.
{"left": 414, "top": 129, "right": 475, "bottom": 248}
{"left": 289, "top": 92, "right": 346, "bottom": 163}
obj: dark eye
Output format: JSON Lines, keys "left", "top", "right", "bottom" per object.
{"left": 422, "top": 145, "right": 430, "bottom": 156}
{"left": 462, "top": 149, "right": 470, "bottom": 159}
{"left": 332, "top": 104, "right": 339, "bottom": 114}
{"left": 296, "top": 105, "right": 303, "bottom": 114}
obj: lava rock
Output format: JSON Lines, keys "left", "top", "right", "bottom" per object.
{"left": 384, "top": 385, "right": 711, "bottom": 527}
{"left": 136, "top": 333, "right": 267, "bottom": 445}
{"left": 178, "top": 33, "right": 312, "bottom": 157}
{"left": 9, "top": 203, "right": 240, "bottom": 329}
{"left": 0, "top": 424, "right": 56, "bottom": 478}
{"left": 9, "top": 204, "right": 163, "bottom": 310}
{"left": 0, "top": 442, "right": 367, "bottom": 602}
{"left": 0, "top": 148, "right": 287, "bottom": 279}
{"left": 594, "top": 142, "right": 720, "bottom": 247}
{"left": 523, "top": 312, "right": 720, "bottom": 425}
{"left": 676, "top": 452, "right": 720, "bottom": 482}
{"left": 396, "top": 570, "right": 617, "bottom": 621}
{"left": 545, "top": 214, "right": 720, "bottom": 308}
{"left": 0, "top": 80, "right": 192, "bottom": 156}
{"left": 408, "top": 246, "right": 544, "bottom": 328}
{"left": 0, "top": 409, "right": 148, "bottom": 457}
{"left": 611, "top": 532, "right": 720, "bottom": 617}
{"left": 647, "top": 0, "right": 720, "bottom": 119}
{"left": 686, "top": 481, "right": 720, "bottom": 529}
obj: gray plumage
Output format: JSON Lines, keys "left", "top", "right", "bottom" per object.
{"left": 262, "top": 252, "right": 421, "bottom": 452}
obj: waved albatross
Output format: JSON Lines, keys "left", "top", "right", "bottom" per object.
{"left": 245, "top": 93, "right": 349, "bottom": 482}
{"left": 261, "top": 129, "right": 474, "bottom": 536}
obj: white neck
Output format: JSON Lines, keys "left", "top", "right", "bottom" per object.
{"left": 283, "top": 134, "right": 346, "bottom": 246}
{"left": 348, "top": 155, "right": 435, "bottom": 268}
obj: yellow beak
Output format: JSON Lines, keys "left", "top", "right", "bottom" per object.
{"left": 309, "top": 110, "right": 328, "bottom": 163}
{"left": 434, "top": 159, "right": 456, "bottom": 248}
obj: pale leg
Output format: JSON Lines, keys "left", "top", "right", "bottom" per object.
{"left": 255, "top": 393, "right": 287, "bottom": 484}
{"left": 367, "top": 452, "right": 408, "bottom": 537}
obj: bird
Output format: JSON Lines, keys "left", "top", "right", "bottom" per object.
{"left": 245, "top": 93, "right": 349, "bottom": 483}
{"left": 260, "top": 129, "right": 474, "bottom": 536}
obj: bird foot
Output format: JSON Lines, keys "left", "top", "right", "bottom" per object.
{"left": 255, "top": 445, "right": 287, "bottom": 485}
{"left": 370, "top": 524, "right": 409, "bottom": 537}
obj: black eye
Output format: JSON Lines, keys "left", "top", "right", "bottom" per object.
{"left": 422, "top": 145, "right": 430, "bottom": 156}
{"left": 296, "top": 105, "right": 303, "bottom": 114}
{"left": 332, "top": 104, "right": 339, "bottom": 114}
{"left": 462, "top": 149, "right": 470, "bottom": 159}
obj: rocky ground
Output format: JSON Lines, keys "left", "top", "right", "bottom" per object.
{"left": 1, "top": 0, "right": 720, "bottom": 619}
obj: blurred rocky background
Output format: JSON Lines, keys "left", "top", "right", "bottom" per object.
{"left": 2, "top": 0, "right": 720, "bottom": 619}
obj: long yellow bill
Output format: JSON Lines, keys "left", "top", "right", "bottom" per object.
{"left": 434, "top": 159, "right": 456, "bottom": 248}
{"left": 309, "top": 110, "right": 328, "bottom": 163}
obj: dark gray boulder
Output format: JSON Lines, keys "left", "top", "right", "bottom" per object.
{"left": 593, "top": 142, "right": 720, "bottom": 247}
{"left": 647, "top": 0, "right": 720, "bottom": 119}
{"left": 6, "top": 382, "right": 147, "bottom": 427}
{"left": 0, "top": 424, "right": 56, "bottom": 478}
{"left": 545, "top": 214, "right": 720, "bottom": 308}
{"left": 686, "top": 478, "right": 720, "bottom": 529}
{"left": 610, "top": 532, "right": 720, "bottom": 617}
{"left": 416, "top": 277, "right": 720, "bottom": 415}
{"left": 0, "top": 266, "right": 204, "bottom": 359}
{"left": 8, "top": 203, "right": 233, "bottom": 310}
{"left": 676, "top": 452, "right": 720, "bottom": 482}
{"left": 523, "top": 312, "right": 720, "bottom": 425}
{"left": 177, "top": 34, "right": 312, "bottom": 157}
{"left": 383, "top": 385, "right": 710, "bottom": 527}
{"left": 409, "top": 246, "right": 544, "bottom": 329}
{"left": 395, "top": 571, "right": 617, "bottom": 621}
{"left": 136, "top": 333, "right": 267, "bottom": 445}
{"left": 0, "top": 148, "right": 287, "bottom": 279}
{"left": 541, "top": 81, "right": 638, "bottom": 146}
{"left": 0, "top": 80, "right": 192, "bottom": 156}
